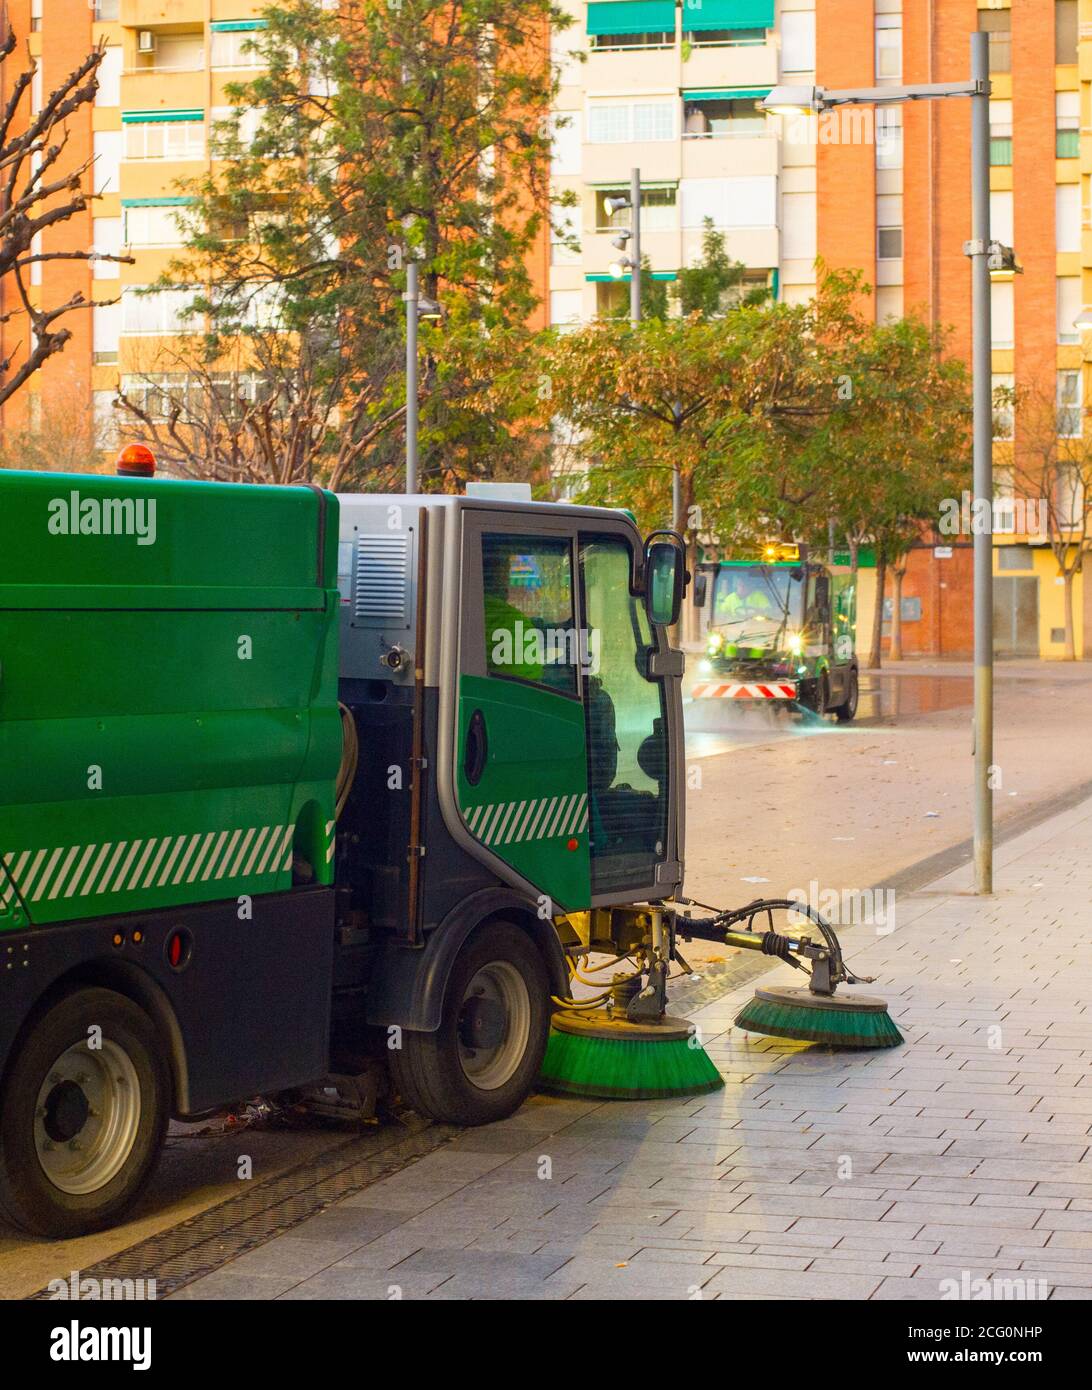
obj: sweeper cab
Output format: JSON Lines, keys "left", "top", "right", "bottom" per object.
{"left": 691, "top": 542, "right": 859, "bottom": 720}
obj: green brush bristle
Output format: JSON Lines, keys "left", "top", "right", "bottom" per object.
{"left": 734, "top": 996, "right": 903, "bottom": 1049}
{"left": 539, "top": 1029, "right": 724, "bottom": 1100}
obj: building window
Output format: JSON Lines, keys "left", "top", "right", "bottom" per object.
{"left": 210, "top": 25, "right": 267, "bottom": 70}
{"left": 979, "top": 11, "right": 1011, "bottom": 75}
{"left": 1057, "top": 370, "right": 1082, "bottom": 437}
{"left": 877, "top": 226, "right": 902, "bottom": 260}
{"left": 1056, "top": 0, "right": 1078, "bottom": 64}
{"left": 30, "top": 0, "right": 42, "bottom": 32}
{"left": 591, "top": 30, "right": 673, "bottom": 50}
{"left": 682, "top": 97, "right": 765, "bottom": 139}
{"left": 1055, "top": 465, "right": 1085, "bottom": 525}
{"left": 123, "top": 204, "right": 188, "bottom": 248}
{"left": 92, "top": 218, "right": 122, "bottom": 280}
{"left": 550, "top": 112, "right": 581, "bottom": 175}
{"left": 587, "top": 101, "right": 675, "bottom": 143}
{"left": 1058, "top": 277, "right": 1081, "bottom": 344}
{"left": 92, "top": 130, "right": 122, "bottom": 194}
{"left": 550, "top": 207, "right": 580, "bottom": 265}
{"left": 875, "top": 15, "right": 902, "bottom": 84}
{"left": 992, "top": 374, "right": 1015, "bottom": 441}
{"left": 121, "top": 287, "right": 200, "bottom": 335}
{"left": 595, "top": 185, "right": 677, "bottom": 231}
{"left": 876, "top": 108, "right": 902, "bottom": 170}
{"left": 989, "top": 100, "right": 1012, "bottom": 165}
{"left": 596, "top": 280, "right": 631, "bottom": 317}
{"left": 1056, "top": 91, "right": 1079, "bottom": 158}
{"left": 549, "top": 289, "right": 582, "bottom": 330}
{"left": 92, "top": 302, "right": 121, "bottom": 365}
{"left": 95, "top": 0, "right": 120, "bottom": 17}
{"left": 93, "top": 392, "right": 119, "bottom": 451}
{"left": 780, "top": 10, "right": 815, "bottom": 74}
{"left": 683, "top": 27, "right": 765, "bottom": 47}
{"left": 991, "top": 280, "right": 1015, "bottom": 349}
{"left": 124, "top": 118, "right": 205, "bottom": 161}
{"left": 1056, "top": 182, "right": 1081, "bottom": 253}
{"left": 990, "top": 190, "right": 1014, "bottom": 248}
{"left": 680, "top": 176, "right": 775, "bottom": 228}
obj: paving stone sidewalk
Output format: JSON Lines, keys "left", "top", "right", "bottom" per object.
{"left": 173, "top": 794, "right": 1092, "bottom": 1300}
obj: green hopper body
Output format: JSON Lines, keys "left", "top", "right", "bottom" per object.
{"left": 0, "top": 470, "right": 341, "bottom": 931}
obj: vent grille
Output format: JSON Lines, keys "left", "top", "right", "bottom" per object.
{"left": 354, "top": 532, "right": 409, "bottom": 623}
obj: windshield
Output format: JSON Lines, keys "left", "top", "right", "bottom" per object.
{"left": 711, "top": 565, "right": 805, "bottom": 638}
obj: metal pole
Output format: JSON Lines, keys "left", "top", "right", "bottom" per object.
{"left": 404, "top": 258, "right": 419, "bottom": 494}
{"left": 969, "top": 31, "right": 993, "bottom": 893}
{"left": 629, "top": 167, "right": 641, "bottom": 326}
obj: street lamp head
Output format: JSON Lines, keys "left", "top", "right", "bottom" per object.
{"left": 416, "top": 296, "right": 443, "bottom": 320}
{"left": 604, "top": 194, "right": 632, "bottom": 216}
{"left": 607, "top": 257, "right": 634, "bottom": 280}
{"left": 610, "top": 229, "right": 632, "bottom": 250}
{"left": 762, "top": 84, "right": 824, "bottom": 115}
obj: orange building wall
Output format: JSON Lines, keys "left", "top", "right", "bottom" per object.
{"left": 815, "top": 0, "right": 876, "bottom": 317}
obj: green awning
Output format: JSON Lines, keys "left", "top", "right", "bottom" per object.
{"left": 683, "top": 87, "right": 771, "bottom": 101}
{"left": 210, "top": 19, "right": 267, "bottom": 31}
{"left": 681, "top": 0, "right": 773, "bottom": 32}
{"left": 586, "top": 271, "right": 677, "bottom": 281}
{"left": 121, "top": 197, "right": 195, "bottom": 207}
{"left": 121, "top": 109, "right": 204, "bottom": 124}
{"left": 587, "top": 1, "right": 675, "bottom": 36}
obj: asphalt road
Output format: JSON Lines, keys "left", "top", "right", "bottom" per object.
{"left": 2, "top": 659, "right": 1089, "bottom": 1297}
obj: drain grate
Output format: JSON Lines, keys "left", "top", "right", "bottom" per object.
{"left": 29, "top": 1117, "right": 460, "bottom": 1300}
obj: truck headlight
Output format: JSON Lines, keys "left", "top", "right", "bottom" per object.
{"left": 787, "top": 632, "right": 803, "bottom": 655}
{"left": 706, "top": 631, "right": 723, "bottom": 655}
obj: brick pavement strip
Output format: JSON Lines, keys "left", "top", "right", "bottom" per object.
{"left": 170, "top": 794, "right": 1092, "bottom": 1301}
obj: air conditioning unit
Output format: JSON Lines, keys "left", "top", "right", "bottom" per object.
{"left": 137, "top": 31, "right": 156, "bottom": 54}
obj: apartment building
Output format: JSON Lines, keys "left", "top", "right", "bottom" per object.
{"left": 546, "top": 0, "right": 1090, "bottom": 658}
{"left": 0, "top": 0, "right": 270, "bottom": 452}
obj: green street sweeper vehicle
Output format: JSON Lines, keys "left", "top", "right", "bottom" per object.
{"left": 692, "top": 542, "right": 859, "bottom": 720}
{"left": 0, "top": 468, "right": 896, "bottom": 1238}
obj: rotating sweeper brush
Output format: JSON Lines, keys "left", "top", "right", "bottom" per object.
{"left": 539, "top": 898, "right": 902, "bottom": 1101}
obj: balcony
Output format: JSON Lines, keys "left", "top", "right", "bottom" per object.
{"left": 582, "top": 140, "right": 682, "bottom": 186}
{"left": 681, "top": 133, "right": 778, "bottom": 180}
{"left": 681, "top": 42, "right": 777, "bottom": 93}
{"left": 583, "top": 227, "right": 682, "bottom": 278}
{"left": 585, "top": 44, "right": 682, "bottom": 94}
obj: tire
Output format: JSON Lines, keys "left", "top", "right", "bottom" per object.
{"left": 389, "top": 920, "right": 550, "bottom": 1126}
{"left": 833, "top": 668, "right": 859, "bottom": 722}
{"left": 0, "top": 987, "right": 170, "bottom": 1238}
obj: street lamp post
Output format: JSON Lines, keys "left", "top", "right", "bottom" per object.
{"left": 630, "top": 167, "right": 642, "bottom": 326}
{"left": 403, "top": 259, "right": 442, "bottom": 496}
{"left": 764, "top": 31, "right": 995, "bottom": 893}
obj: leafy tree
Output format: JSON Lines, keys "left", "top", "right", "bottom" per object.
{"left": 0, "top": 31, "right": 131, "bottom": 406}
{"left": 140, "top": 0, "right": 566, "bottom": 487}
{"left": 675, "top": 219, "right": 769, "bottom": 318}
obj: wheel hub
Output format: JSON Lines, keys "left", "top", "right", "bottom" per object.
{"left": 34, "top": 1040, "right": 141, "bottom": 1196}
{"left": 457, "top": 961, "right": 531, "bottom": 1091}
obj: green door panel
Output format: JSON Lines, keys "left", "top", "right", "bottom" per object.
{"left": 456, "top": 673, "right": 590, "bottom": 912}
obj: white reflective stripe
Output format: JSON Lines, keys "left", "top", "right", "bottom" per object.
{"left": 157, "top": 836, "right": 187, "bottom": 886}
{"left": 242, "top": 827, "right": 269, "bottom": 876}
{"left": 502, "top": 801, "right": 526, "bottom": 845}
{"left": 529, "top": 798, "right": 555, "bottom": 842}
{"left": 3, "top": 851, "right": 29, "bottom": 904}
{"left": 513, "top": 800, "right": 538, "bottom": 843}
{"left": 280, "top": 824, "right": 295, "bottom": 871}
{"left": 48, "top": 844, "right": 81, "bottom": 899}
{"left": 171, "top": 834, "right": 202, "bottom": 885}
{"left": 187, "top": 832, "right": 216, "bottom": 882}
{"left": 255, "top": 826, "right": 283, "bottom": 875}
{"left": 80, "top": 843, "right": 114, "bottom": 896}
{"left": 326, "top": 834, "right": 336, "bottom": 863}
{"left": 229, "top": 828, "right": 257, "bottom": 877}
{"left": 579, "top": 806, "right": 589, "bottom": 832}
{"left": 142, "top": 838, "right": 173, "bottom": 888}
{"left": 201, "top": 831, "right": 230, "bottom": 881}
{"left": 33, "top": 848, "right": 65, "bottom": 901}
{"left": 483, "top": 805, "right": 506, "bottom": 845}
{"left": 494, "top": 802, "right": 517, "bottom": 844}
{"left": 64, "top": 844, "right": 98, "bottom": 898}
{"left": 0, "top": 855, "right": 17, "bottom": 905}
{"left": 467, "top": 804, "right": 485, "bottom": 834}
{"left": 565, "top": 793, "right": 588, "bottom": 835}
{"left": 127, "top": 839, "right": 158, "bottom": 890}
{"left": 214, "top": 830, "right": 243, "bottom": 880}
{"left": 110, "top": 840, "right": 142, "bottom": 893}
{"left": 546, "top": 797, "right": 571, "bottom": 838}
{"left": 21, "top": 849, "right": 48, "bottom": 900}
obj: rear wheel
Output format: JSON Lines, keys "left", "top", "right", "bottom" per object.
{"left": 833, "top": 668, "right": 859, "bottom": 722}
{"left": 390, "top": 921, "right": 550, "bottom": 1126}
{"left": 0, "top": 987, "right": 170, "bottom": 1238}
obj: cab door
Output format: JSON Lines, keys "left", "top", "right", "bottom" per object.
{"left": 454, "top": 511, "right": 590, "bottom": 912}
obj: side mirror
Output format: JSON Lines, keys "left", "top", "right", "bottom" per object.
{"left": 643, "top": 533, "right": 685, "bottom": 627}
{"left": 693, "top": 571, "right": 709, "bottom": 608}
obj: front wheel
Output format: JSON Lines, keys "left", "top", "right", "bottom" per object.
{"left": 389, "top": 921, "right": 550, "bottom": 1126}
{"left": 0, "top": 987, "right": 170, "bottom": 1238}
{"left": 833, "top": 668, "right": 859, "bottom": 722}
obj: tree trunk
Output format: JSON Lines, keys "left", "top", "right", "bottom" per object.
{"left": 1064, "top": 568, "right": 1076, "bottom": 661}
{"left": 869, "top": 546, "right": 887, "bottom": 671}
{"left": 889, "top": 564, "right": 905, "bottom": 661}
